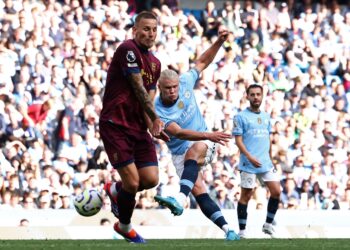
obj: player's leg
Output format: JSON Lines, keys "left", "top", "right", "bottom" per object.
{"left": 115, "top": 128, "right": 160, "bottom": 243}
{"left": 106, "top": 166, "right": 158, "bottom": 202}
{"left": 259, "top": 169, "right": 281, "bottom": 237}
{"left": 193, "top": 173, "right": 240, "bottom": 241}
{"left": 138, "top": 166, "right": 159, "bottom": 190}
{"left": 134, "top": 130, "right": 159, "bottom": 191}
{"left": 100, "top": 121, "right": 129, "bottom": 219}
{"left": 99, "top": 121, "right": 145, "bottom": 243}
{"left": 176, "top": 142, "right": 206, "bottom": 204}
{"left": 116, "top": 163, "right": 140, "bottom": 222}
{"left": 237, "top": 171, "right": 256, "bottom": 238}
{"left": 155, "top": 142, "right": 206, "bottom": 215}
{"left": 104, "top": 161, "right": 146, "bottom": 243}
{"left": 107, "top": 162, "right": 147, "bottom": 243}
{"left": 265, "top": 181, "right": 280, "bottom": 223}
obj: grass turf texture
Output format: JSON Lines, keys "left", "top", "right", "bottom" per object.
{"left": 1, "top": 239, "right": 350, "bottom": 250}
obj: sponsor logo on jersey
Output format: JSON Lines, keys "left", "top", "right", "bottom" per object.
{"left": 151, "top": 63, "right": 157, "bottom": 72}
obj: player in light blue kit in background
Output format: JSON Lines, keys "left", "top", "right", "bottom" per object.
{"left": 154, "top": 28, "right": 240, "bottom": 241}
{"left": 233, "top": 84, "right": 281, "bottom": 238}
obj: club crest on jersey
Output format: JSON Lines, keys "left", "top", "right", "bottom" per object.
{"left": 257, "top": 117, "right": 262, "bottom": 124}
{"left": 126, "top": 51, "right": 136, "bottom": 62}
{"left": 184, "top": 91, "right": 191, "bottom": 99}
{"left": 178, "top": 101, "right": 184, "bottom": 109}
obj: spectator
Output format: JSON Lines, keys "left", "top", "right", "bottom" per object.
{"left": 281, "top": 177, "right": 300, "bottom": 208}
{"left": 0, "top": 0, "right": 349, "bottom": 213}
{"left": 19, "top": 218, "right": 29, "bottom": 227}
{"left": 200, "top": 0, "right": 219, "bottom": 38}
{"left": 213, "top": 184, "right": 235, "bottom": 209}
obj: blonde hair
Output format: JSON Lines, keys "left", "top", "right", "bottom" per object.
{"left": 159, "top": 69, "right": 179, "bottom": 85}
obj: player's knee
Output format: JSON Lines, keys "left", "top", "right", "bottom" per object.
{"left": 141, "top": 177, "right": 159, "bottom": 190}
{"left": 239, "top": 196, "right": 250, "bottom": 204}
{"left": 271, "top": 189, "right": 281, "bottom": 199}
{"left": 146, "top": 179, "right": 159, "bottom": 189}
{"left": 239, "top": 192, "right": 253, "bottom": 204}
{"left": 123, "top": 180, "right": 140, "bottom": 194}
{"left": 185, "top": 143, "right": 206, "bottom": 161}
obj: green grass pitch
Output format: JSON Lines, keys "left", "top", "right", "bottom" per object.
{"left": 1, "top": 239, "right": 350, "bottom": 250}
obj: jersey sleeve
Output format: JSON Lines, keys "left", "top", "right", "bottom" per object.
{"left": 179, "top": 68, "right": 199, "bottom": 90}
{"left": 232, "top": 114, "right": 244, "bottom": 136}
{"left": 116, "top": 43, "right": 141, "bottom": 76}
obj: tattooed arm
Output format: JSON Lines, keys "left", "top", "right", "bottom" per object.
{"left": 127, "top": 73, "right": 163, "bottom": 136}
{"left": 143, "top": 89, "right": 170, "bottom": 142}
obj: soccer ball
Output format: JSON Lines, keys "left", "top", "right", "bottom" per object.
{"left": 73, "top": 189, "right": 103, "bottom": 217}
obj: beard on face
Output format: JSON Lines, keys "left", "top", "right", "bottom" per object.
{"left": 250, "top": 100, "right": 261, "bottom": 109}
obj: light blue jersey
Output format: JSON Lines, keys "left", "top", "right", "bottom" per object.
{"left": 232, "top": 108, "right": 273, "bottom": 174}
{"left": 155, "top": 69, "right": 207, "bottom": 155}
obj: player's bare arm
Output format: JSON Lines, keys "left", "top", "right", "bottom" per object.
{"left": 127, "top": 72, "right": 164, "bottom": 136}
{"left": 234, "top": 135, "right": 262, "bottom": 167}
{"left": 166, "top": 122, "right": 231, "bottom": 146}
{"left": 143, "top": 89, "right": 156, "bottom": 129}
{"left": 194, "top": 28, "right": 229, "bottom": 73}
{"left": 143, "top": 90, "right": 170, "bottom": 142}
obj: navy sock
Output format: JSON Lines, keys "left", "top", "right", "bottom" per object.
{"left": 237, "top": 202, "right": 248, "bottom": 230}
{"left": 179, "top": 160, "right": 198, "bottom": 197}
{"left": 195, "top": 193, "right": 228, "bottom": 229}
{"left": 117, "top": 188, "right": 136, "bottom": 224}
{"left": 266, "top": 197, "right": 279, "bottom": 223}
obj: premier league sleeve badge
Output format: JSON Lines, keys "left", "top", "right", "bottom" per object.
{"left": 126, "top": 50, "right": 136, "bottom": 62}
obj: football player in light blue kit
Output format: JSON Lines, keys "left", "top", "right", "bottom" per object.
{"left": 154, "top": 28, "right": 240, "bottom": 241}
{"left": 233, "top": 84, "right": 281, "bottom": 238}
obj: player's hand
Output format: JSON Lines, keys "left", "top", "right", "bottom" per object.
{"left": 217, "top": 27, "right": 229, "bottom": 42}
{"left": 151, "top": 118, "right": 164, "bottom": 137}
{"left": 207, "top": 131, "right": 232, "bottom": 145}
{"left": 154, "top": 130, "right": 170, "bottom": 142}
{"left": 248, "top": 156, "right": 262, "bottom": 168}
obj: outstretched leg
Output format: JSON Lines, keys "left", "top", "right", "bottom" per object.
{"left": 155, "top": 159, "right": 199, "bottom": 216}
{"left": 195, "top": 193, "right": 240, "bottom": 241}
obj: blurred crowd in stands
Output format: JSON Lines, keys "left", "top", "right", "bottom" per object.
{"left": 0, "top": 0, "right": 350, "bottom": 214}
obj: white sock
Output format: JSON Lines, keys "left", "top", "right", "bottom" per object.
{"left": 118, "top": 222, "right": 132, "bottom": 233}
{"left": 239, "top": 229, "right": 246, "bottom": 234}
{"left": 222, "top": 224, "right": 230, "bottom": 234}
{"left": 174, "top": 192, "right": 186, "bottom": 206}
